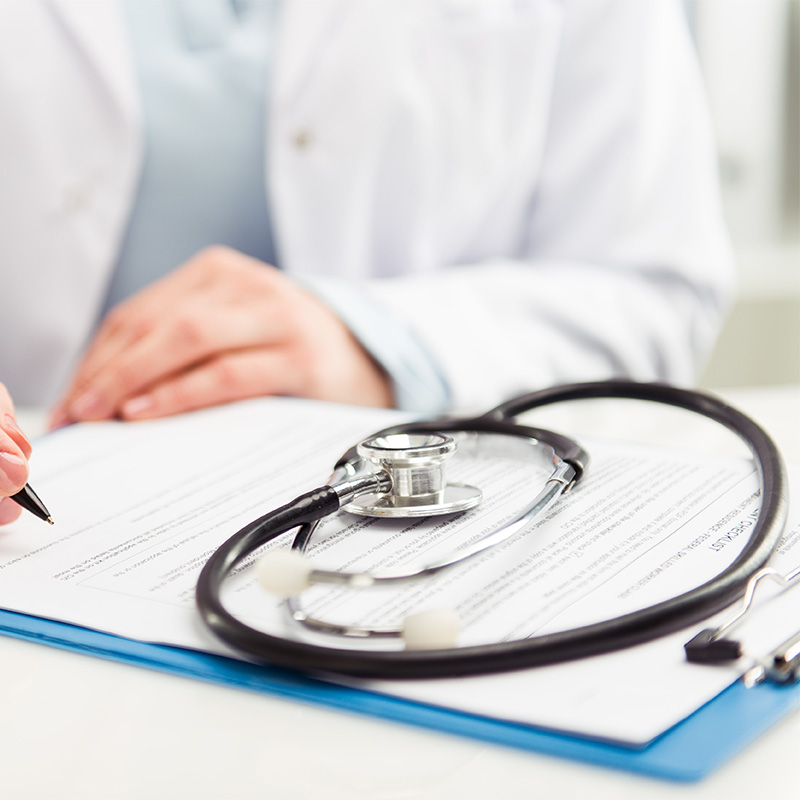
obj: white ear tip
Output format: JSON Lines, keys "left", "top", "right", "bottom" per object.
{"left": 257, "top": 550, "right": 313, "bottom": 596}
{"left": 402, "top": 608, "right": 460, "bottom": 650}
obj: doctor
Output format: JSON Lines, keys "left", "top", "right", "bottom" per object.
{"left": 0, "top": 2, "right": 732, "bottom": 429}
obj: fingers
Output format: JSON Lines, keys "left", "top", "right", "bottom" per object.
{"left": 110, "top": 297, "right": 394, "bottom": 420}
{"left": 0, "top": 446, "right": 29, "bottom": 496}
{"left": 63, "top": 305, "right": 278, "bottom": 422}
{"left": 119, "top": 349, "right": 298, "bottom": 420}
{"left": 0, "top": 382, "right": 31, "bottom": 506}
{"left": 67, "top": 248, "right": 222, "bottom": 384}
{"left": 117, "top": 329, "right": 391, "bottom": 421}
{"left": 47, "top": 294, "right": 169, "bottom": 427}
{"left": 1, "top": 413, "right": 33, "bottom": 460}
{"left": 0, "top": 498, "right": 23, "bottom": 525}
{"left": 53, "top": 247, "right": 280, "bottom": 425}
{"left": 52, "top": 246, "right": 393, "bottom": 424}
{"left": 0, "top": 381, "right": 14, "bottom": 417}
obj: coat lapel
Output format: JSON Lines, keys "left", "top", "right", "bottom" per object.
{"left": 46, "top": 0, "right": 140, "bottom": 123}
{"left": 273, "top": 0, "right": 348, "bottom": 106}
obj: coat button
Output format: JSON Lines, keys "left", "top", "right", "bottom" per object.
{"left": 292, "top": 128, "right": 313, "bottom": 150}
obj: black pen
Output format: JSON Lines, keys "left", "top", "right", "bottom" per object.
{"left": 11, "top": 483, "right": 54, "bottom": 525}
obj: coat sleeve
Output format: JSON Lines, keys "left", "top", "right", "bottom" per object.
{"left": 318, "top": 0, "right": 736, "bottom": 414}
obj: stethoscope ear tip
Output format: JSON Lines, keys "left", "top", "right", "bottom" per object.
{"left": 257, "top": 549, "right": 313, "bottom": 596}
{"left": 402, "top": 607, "right": 460, "bottom": 650}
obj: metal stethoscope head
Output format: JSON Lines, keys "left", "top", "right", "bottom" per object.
{"left": 343, "top": 431, "right": 484, "bottom": 517}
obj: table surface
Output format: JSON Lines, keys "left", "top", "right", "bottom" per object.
{"left": 3, "top": 386, "right": 799, "bottom": 800}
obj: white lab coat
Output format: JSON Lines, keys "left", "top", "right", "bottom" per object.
{"left": 0, "top": 0, "right": 734, "bottom": 410}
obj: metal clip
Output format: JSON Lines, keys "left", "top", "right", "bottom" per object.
{"left": 743, "top": 629, "right": 800, "bottom": 687}
{"left": 685, "top": 565, "right": 800, "bottom": 675}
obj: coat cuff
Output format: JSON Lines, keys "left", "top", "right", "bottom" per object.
{"left": 298, "top": 276, "right": 451, "bottom": 414}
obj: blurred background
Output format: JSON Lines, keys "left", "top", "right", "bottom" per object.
{"left": 688, "top": 0, "right": 800, "bottom": 388}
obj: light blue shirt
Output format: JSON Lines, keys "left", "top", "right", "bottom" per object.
{"left": 108, "top": 0, "right": 450, "bottom": 413}
{"left": 105, "top": 0, "right": 278, "bottom": 310}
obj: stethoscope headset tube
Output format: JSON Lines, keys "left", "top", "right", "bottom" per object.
{"left": 196, "top": 380, "right": 789, "bottom": 679}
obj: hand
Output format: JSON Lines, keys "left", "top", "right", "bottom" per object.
{"left": 0, "top": 382, "right": 32, "bottom": 525}
{"left": 51, "top": 247, "right": 393, "bottom": 425}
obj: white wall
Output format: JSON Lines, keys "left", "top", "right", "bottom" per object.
{"left": 693, "top": 0, "right": 800, "bottom": 387}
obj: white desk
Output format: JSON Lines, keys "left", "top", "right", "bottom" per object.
{"left": 3, "top": 386, "right": 799, "bottom": 800}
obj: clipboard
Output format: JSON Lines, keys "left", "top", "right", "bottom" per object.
{"left": 2, "top": 606, "right": 798, "bottom": 783}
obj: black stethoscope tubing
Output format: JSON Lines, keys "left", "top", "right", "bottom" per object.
{"left": 196, "top": 380, "right": 789, "bottom": 679}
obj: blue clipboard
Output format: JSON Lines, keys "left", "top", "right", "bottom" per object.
{"left": 1, "top": 607, "right": 798, "bottom": 782}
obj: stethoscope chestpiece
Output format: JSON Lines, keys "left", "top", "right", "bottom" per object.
{"left": 342, "top": 432, "right": 482, "bottom": 518}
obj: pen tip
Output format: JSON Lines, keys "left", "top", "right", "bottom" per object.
{"left": 46, "top": 516, "right": 54, "bottom": 525}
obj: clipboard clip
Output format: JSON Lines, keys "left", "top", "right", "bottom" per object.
{"left": 684, "top": 565, "right": 800, "bottom": 686}
{"left": 742, "top": 630, "right": 800, "bottom": 688}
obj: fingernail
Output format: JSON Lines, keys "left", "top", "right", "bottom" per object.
{"left": 70, "top": 390, "right": 106, "bottom": 420}
{"left": 0, "top": 452, "right": 28, "bottom": 494}
{"left": 122, "top": 395, "right": 154, "bottom": 419}
{"left": 3, "top": 413, "right": 32, "bottom": 451}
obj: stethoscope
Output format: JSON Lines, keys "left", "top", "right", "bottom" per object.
{"left": 196, "top": 381, "right": 789, "bottom": 679}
